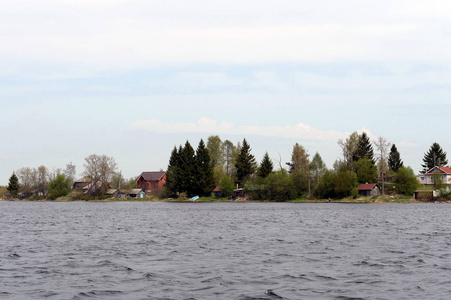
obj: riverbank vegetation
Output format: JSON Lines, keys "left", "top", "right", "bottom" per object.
{"left": 3, "top": 132, "right": 450, "bottom": 202}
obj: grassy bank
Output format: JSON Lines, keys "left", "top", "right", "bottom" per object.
{"left": 0, "top": 195, "right": 433, "bottom": 203}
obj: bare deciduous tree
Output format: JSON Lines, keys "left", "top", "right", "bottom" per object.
{"left": 374, "top": 136, "right": 391, "bottom": 194}
{"left": 64, "top": 162, "right": 76, "bottom": 184}
{"left": 338, "top": 132, "right": 360, "bottom": 171}
{"left": 83, "top": 154, "right": 117, "bottom": 195}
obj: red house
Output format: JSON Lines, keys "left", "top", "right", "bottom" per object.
{"left": 136, "top": 171, "right": 167, "bottom": 196}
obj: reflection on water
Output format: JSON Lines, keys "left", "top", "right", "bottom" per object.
{"left": 1, "top": 201, "right": 451, "bottom": 299}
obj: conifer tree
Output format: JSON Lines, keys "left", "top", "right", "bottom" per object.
{"left": 388, "top": 144, "right": 404, "bottom": 172}
{"left": 235, "top": 138, "right": 257, "bottom": 186}
{"left": 179, "top": 141, "right": 195, "bottom": 195}
{"left": 6, "top": 172, "right": 20, "bottom": 198}
{"left": 258, "top": 152, "right": 274, "bottom": 178}
{"left": 165, "top": 146, "right": 180, "bottom": 196}
{"left": 353, "top": 132, "right": 374, "bottom": 163}
{"left": 193, "top": 139, "right": 215, "bottom": 196}
{"left": 421, "top": 142, "right": 448, "bottom": 173}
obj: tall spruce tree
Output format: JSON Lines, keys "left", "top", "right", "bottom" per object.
{"left": 388, "top": 144, "right": 404, "bottom": 172}
{"left": 179, "top": 141, "right": 196, "bottom": 195}
{"left": 421, "top": 142, "right": 448, "bottom": 173}
{"left": 235, "top": 138, "right": 257, "bottom": 186}
{"left": 193, "top": 139, "right": 215, "bottom": 196}
{"left": 258, "top": 152, "right": 274, "bottom": 178}
{"left": 6, "top": 172, "right": 20, "bottom": 198}
{"left": 165, "top": 146, "right": 181, "bottom": 196}
{"left": 353, "top": 132, "right": 374, "bottom": 163}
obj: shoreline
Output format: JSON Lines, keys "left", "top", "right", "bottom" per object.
{"left": 0, "top": 197, "right": 443, "bottom": 203}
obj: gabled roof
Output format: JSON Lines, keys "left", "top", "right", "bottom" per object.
{"left": 357, "top": 183, "right": 379, "bottom": 191}
{"left": 74, "top": 176, "right": 91, "bottom": 183}
{"left": 426, "top": 166, "right": 451, "bottom": 175}
{"left": 129, "top": 189, "right": 145, "bottom": 195}
{"left": 137, "top": 171, "right": 166, "bottom": 182}
{"left": 106, "top": 189, "right": 122, "bottom": 195}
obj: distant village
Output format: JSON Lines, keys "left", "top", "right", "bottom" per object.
{"left": 2, "top": 133, "right": 450, "bottom": 202}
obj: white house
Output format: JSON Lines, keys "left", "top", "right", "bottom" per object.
{"left": 417, "top": 166, "right": 451, "bottom": 185}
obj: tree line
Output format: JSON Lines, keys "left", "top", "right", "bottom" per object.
{"left": 5, "top": 154, "right": 137, "bottom": 200}
{"left": 4, "top": 133, "right": 449, "bottom": 201}
{"left": 164, "top": 133, "right": 439, "bottom": 201}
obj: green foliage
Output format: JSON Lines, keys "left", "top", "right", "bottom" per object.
{"left": 235, "top": 138, "right": 257, "bottom": 186}
{"left": 48, "top": 174, "right": 72, "bottom": 200}
{"left": 287, "top": 143, "right": 309, "bottom": 174}
{"left": 310, "top": 152, "right": 326, "bottom": 181}
{"left": 395, "top": 167, "right": 419, "bottom": 195}
{"left": 315, "top": 169, "right": 337, "bottom": 199}
{"left": 338, "top": 132, "right": 360, "bottom": 171}
{"left": 111, "top": 171, "right": 125, "bottom": 189}
{"left": 421, "top": 142, "right": 448, "bottom": 173}
{"left": 218, "top": 175, "right": 235, "bottom": 197}
{"left": 334, "top": 171, "right": 358, "bottom": 198}
{"left": 6, "top": 173, "right": 20, "bottom": 198}
{"left": 434, "top": 176, "right": 451, "bottom": 199}
{"left": 223, "top": 140, "right": 236, "bottom": 177}
{"left": 206, "top": 135, "right": 224, "bottom": 169}
{"left": 193, "top": 139, "right": 215, "bottom": 196}
{"left": 353, "top": 158, "right": 378, "bottom": 183}
{"left": 258, "top": 152, "right": 274, "bottom": 178}
{"left": 246, "top": 170, "right": 296, "bottom": 201}
{"left": 179, "top": 141, "right": 196, "bottom": 195}
{"left": 166, "top": 139, "right": 217, "bottom": 197}
{"left": 388, "top": 144, "right": 403, "bottom": 172}
{"left": 166, "top": 146, "right": 181, "bottom": 197}
{"left": 291, "top": 171, "right": 308, "bottom": 197}
{"left": 0, "top": 186, "right": 6, "bottom": 198}
{"left": 354, "top": 132, "right": 374, "bottom": 163}
{"left": 263, "top": 170, "right": 296, "bottom": 201}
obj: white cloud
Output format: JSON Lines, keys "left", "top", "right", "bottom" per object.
{"left": 2, "top": 0, "right": 451, "bottom": 73}
{"left": 129, "top": 117, "right": 345, "bottom": 141}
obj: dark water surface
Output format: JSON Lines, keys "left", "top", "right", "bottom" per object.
{"left": 1, "top": 202, "right": 451, "bottom": 300}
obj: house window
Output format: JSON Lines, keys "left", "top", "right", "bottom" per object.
{"left": 421, "top": 177, "right": 425, "bottom": 181}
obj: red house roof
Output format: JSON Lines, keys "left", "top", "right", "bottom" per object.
{"left": 426, "top": 166, "right": 451, "bottom": 174}
{"left": 138, "top": 171, "right": 166, "bottom": 182}
{"left": 357, "top": 183, "right": 379, "bottom": 191}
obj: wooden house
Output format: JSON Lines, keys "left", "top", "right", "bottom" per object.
{"left": 73, "top": 176, "right": 91, "bottom": 190}
{"left": 136, "top": 171, "right": 167, "bottom": 196}
{"left": 417, "top": 166, "right": 451, "bottom": 185}
{"left": 357, "top": 183, "right": 381, "bottom": 197}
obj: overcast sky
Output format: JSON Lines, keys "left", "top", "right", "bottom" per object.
{"left": 2, "top": 0, "right": 451, "bottom": 184}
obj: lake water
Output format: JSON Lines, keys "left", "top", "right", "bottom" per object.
{"left": 1, "top": 201, "right": 451, "bottom": 300}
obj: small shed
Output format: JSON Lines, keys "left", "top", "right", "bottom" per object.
{"left": 106, "top": 189, "right": 125, "bottom": 198}
{"left": 357, "top": 183, "right": 381, "bottom": 197}
{"left": 232, "top": 188, "right": 245, "bottom": 198}
{"left": 129, "top": 189, "right": 146, "bottom": 199}
{"left": 213, "top": 187, "right": 222, "bottom": 197}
